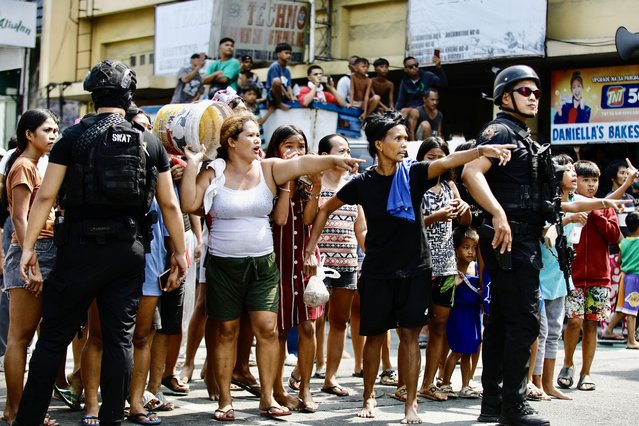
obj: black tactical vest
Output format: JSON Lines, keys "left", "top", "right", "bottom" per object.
{"left": 60, "top": 114, "right": 155, "bottom": 218}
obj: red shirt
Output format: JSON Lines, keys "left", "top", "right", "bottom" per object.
{"left": 298, "top": 86, "right": 338, "bottom": 105}
{"left": 571, "top": 207, "right": 621, "bottom": 288}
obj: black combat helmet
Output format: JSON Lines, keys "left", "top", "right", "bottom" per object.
{"left": 84, "top": 60, "right": 137, "bottom": 110}
{"left": 84, "top": 60, "right": 137, "bottom": 93}
{"left": 493, "top": 65, "right": 540, "bottom": 105}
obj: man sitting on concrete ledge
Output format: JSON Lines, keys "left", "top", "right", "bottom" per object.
{"left": 298, "top": 65, "right": 346, "bottom": 108}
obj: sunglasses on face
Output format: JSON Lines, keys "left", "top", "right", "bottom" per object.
{"left": 513, "top": 87, "right": 542, "bottom": 99}
{"left": 406, "top": 63, "right": 419, "bottom": 69}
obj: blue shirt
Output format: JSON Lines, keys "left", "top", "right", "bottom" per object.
{"left": 266, "top": 62, "right": 291, "bottom": 91}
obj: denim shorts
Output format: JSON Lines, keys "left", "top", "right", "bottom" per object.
{"left": 3, "top": 238, "right": 57, "bottom": 290}
{"left": 324, "top": 271, "right": 357, "bottom": 291}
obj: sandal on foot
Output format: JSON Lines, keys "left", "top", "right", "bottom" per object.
{"left": 53, "top": 384, "right": 83, "bottom": 411}
{"left": 418, "top": 385, "right": 448, "bottom": 401}
{"left": 577, "top": 374, "right": 596, "bottom": 391}
{"left": 142, "top": 391, "right": 160, "bottom": 411}
{"left": 439, "top": 384, "right": 459, "bottom": 399}
{"left": 313, "top": 368, "right": 326, "bottom": 379}
{"left": 458, "top": 386, "right": 481, "bottom": 399}
{"left": 388, "top": 385, "right": 407, "bottom": 402}
{"left": 81, "top": 415, "right": 100, "bottom": 426}
{"left": 378, "top": 369, "right": 398, "bottom": 386}
{"left": 161, "top": 375, "right": 189, "bottom": 396}
{"left": 557, "top": 366, "right": 574, "bottom": 389}
{"left": 321, "top": 385, "right": 349, "bottom": 397}
{"left": 352, "top": 370, "right": 363, "bottom": 378}
{"left": 288, "top": 372, "right": 300, "bottom": 391}
{"left": 129, "top": 412, "right": 161, "bottom": 425}
{"left": 526, "top": 383, "right": 543, "bottom": 401}
{"left": 259, "top": 406, "right": 291, "bottom": 418}
{"left": 153, "top": 392, "right": 174, "bottom": 411}
{"left": 230, "top": 379, "right": 261, "bottom": 397}
{"left": 212, "top": 408, "right": 235, "bottom": 422}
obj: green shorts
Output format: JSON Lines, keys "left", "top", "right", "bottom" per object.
{"left": 205, "top": 252, "right": 280, "bottom": 321}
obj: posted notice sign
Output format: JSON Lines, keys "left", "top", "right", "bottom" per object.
{"left": 551, "top": 65, "right": 639, "bottom": 145}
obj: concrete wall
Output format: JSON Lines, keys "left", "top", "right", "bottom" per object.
{"left": 547, "top": 0, "right": 638, "bottom": 57}
{"left": 39, "top": 0, "right": 639, "bottom": 104}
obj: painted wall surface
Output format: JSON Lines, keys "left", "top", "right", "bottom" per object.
{"left": 39, "top": 0, "right": 639, "bottom": 103}
{"left": 547, "top": 0, "right": 638, "bottom": 57}
{"left": 332, "top": 0, "right": 406, "bottom": 70}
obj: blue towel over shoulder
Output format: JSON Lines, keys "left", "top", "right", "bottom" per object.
{"left": 387, "top": 159, "right": 416, "bottom": 222}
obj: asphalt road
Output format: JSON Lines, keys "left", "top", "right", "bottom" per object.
{"left": 2, "top": 335, "right": 637, "bottom": 425}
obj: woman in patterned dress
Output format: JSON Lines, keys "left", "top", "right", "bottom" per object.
{"left": 415, "top": 137, "right": 471, "bottom": 401}
{"left": 265, "top": 125, "right": 324, "bottom": 413}
{"left": 314, "top": 134, "right": 366, "bottom": 397}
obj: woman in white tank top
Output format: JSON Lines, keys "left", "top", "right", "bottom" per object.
{"left": 179, "top": 112, "right": 362, "bottom": 419}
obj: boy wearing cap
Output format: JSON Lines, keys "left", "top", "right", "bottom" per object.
{"left": 171, "top": 52, "right": 206, "bottom": 104}
{"left": 371, "top": 58, "right": 394, "bottom": 112}
{"left": 266, "top": 43, "right": 294, "bottom": 111}
{"left": 204, "top": 37, "right": 240, "bottom": 97}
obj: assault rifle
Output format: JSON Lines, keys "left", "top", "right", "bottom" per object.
{"left": 550, "top": 163, "right": 575, "bottom": 294}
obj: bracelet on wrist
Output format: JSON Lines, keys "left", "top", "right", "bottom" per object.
{"left": 279, "top": 186, "right": 291, "bottom": 193}
{"left": 476, "top": 146, "right": 481, "bottom": 158}
{"left": 601, "top": 200, "right": 606, "bottom": 209}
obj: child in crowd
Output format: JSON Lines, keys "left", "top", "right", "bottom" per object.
{"left": 416, "top": 137, "right": 471, "bottom": 402}
{"left": 337, "top": 56, "right": 359, "bottom": 103}
{"left": 532, "top": 154, "right": 584, "bottom": 401}
{"left": 240, "top": 85, "right": 270, "bottom": 128}
{"left": 607, "top": 211, "right": 639, "bottom": 349}
{"left": 600, "top": 159, "right": 638, "bottom": 339}
{"left": 371, "top": 58, "right": 394, "bottom": 112}
{"left": 440, "top": 226, "right": 482, "bottom": 399}
{"left": 559, "top": 160, "right": 622, "bottom": 392}
{"left": 266, "top": 43, "right": 295, "bottom": 111}
{"left": 348, "top": 57, "right": 380, "bottom": 121}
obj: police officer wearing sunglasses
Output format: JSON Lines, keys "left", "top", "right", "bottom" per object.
{"left": 462, "top": 65, "right": 551, "bottom": 426}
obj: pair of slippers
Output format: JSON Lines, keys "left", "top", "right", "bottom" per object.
{"left": 557, "top": 366, "right": 596, "bottom": 391}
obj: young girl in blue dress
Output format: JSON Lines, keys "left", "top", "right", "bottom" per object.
{"left": 441, "top": 226, "right": 483, "bottom": 398}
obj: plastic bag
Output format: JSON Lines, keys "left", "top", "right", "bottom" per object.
{"left": 303, "top": 256, "right": 336, "bottom": 308}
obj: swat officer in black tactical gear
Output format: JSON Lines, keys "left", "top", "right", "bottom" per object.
{"left": 462, "top": 65, "right": 551, "bottom": 426}
{"left": 15, "top": 60, "right": 187, "bottom": 426}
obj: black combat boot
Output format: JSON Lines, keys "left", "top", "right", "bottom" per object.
{"left": 477, "top": 396, "right": 502, "bottom": 422}
{"left": 499, "top": 401, "right": 550, "bottom": 425}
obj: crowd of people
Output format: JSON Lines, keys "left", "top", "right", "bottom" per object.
{"left": 174, "top": 38, "right": 447, "bottom": 139}
{"left": 0, "top": 39, "right": 637, "bottom": 426}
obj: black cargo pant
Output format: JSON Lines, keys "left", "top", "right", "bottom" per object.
{"left": 480, "top": 230, "right": 542, "bottom": 407}
{"left": 15, "top": 231, "right": 145, "bottom": 425}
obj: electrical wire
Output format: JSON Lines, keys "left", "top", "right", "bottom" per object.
{"left": 546, "top": 37, "right": 615, "bottom": 47}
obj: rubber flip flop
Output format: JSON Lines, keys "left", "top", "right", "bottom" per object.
{"left": 161, "top": 375, "right": 189, "bottom": 396}
{"left": 81, "top": 415, "right": 100, "bottom": 426}
{"left": 320, "top": 385, "right": 349, "bottom": 397}
{"left": 213, "top": 408, "right": 235, "bottom": 422}
{"left": 259, "top": 406, "right": 291, "bottom": 418}
{"left": 53, "top": 384, "right": 83, "bottom": 411}
{"left": 230, "top": 379, "right": 261, "bottom": 397}
{"left": 129, "top": 412, "right": 161, "bottom": 425}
